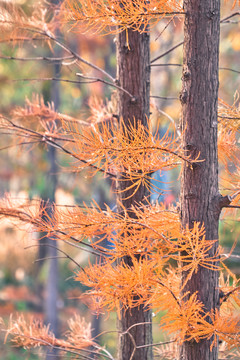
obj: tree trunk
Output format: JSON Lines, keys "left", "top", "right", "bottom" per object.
{"left": 45, "top": 4, "right": 61, "bottom": 356}
{"left": 116, "top": 28, "right": 152, "bottom": 360}
{"left": 179, "top": 0, "right": 220, "bottom": 359}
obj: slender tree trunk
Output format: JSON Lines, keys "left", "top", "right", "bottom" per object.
{"left": 116, "top": 28, "right": 152, "bottom": 360}
{"left": 179, "top": 0, "right": 221, "bottom": 359}
{"left": 45, "top": 3, "right": 61, "bottom": 357}
{"left": 45, "top": 148, "right": 59, "bottom": 360}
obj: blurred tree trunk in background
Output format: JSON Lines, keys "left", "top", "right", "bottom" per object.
{"left": 44, "top": 2, "right": 61, "bottom": 359}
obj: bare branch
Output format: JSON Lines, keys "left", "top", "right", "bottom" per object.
{"left": 220, "top": 286, "right": 240, "bottom": 304}
{"left": 76, "top": 73, "right": 134, "bottom": 99}
{"left": 220, "top": 67, "right": 240, "bottom": 74}
{"left": 220, "top": 12, "right": 240, "bottom": 23}
{"left": 11, "top": 77, "right": 97, "bottom": 85}
{"left": 151, "top": 41, "right": 184, "bottom": 64}
{"left": 150, "top": 95, "right": 179, "bottom": 101}
{"left": 25, "top": 243, "right": 84, "bottom": 270}
{"left": 0, "top": 55, "right": 75, "bottom": 63}
{"left": 151, "top": 63, "right": 182, "bottom": 67}
{"left": 28, "top": 28, "right": 115, "bottom": 81}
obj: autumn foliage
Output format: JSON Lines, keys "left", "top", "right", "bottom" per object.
{"left": 0, "top": 0, "right": 240, "bottom": 359}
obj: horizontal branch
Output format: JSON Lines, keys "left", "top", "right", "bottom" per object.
{"left": 219, "top": 191, "right": 240, "bottom": 209}
{"left": 151, "top": 63, "right": 182, "bottom": 67}
{"left": 10, "top": 75, "right": 134, "bottom": 99}
{"left": 11, "top": 77, "right": 97, "bottom": 85}
{"left": 224, "top": 205, "right": 240, "bottom": 209}
{"left": 0, "top": 55, "right": 75, "bottom": 63}
{"left": 220, "top": 67, "right": 240, "bottom": 74}
{"left": 218, "top": 116, "right": 240, "bottom": 120}
{"left": 150, "top": 95, "right": 179, "bottom": 101}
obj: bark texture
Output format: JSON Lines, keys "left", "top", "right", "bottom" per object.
{"left": 179, "top": 0, "right": 220, "bottom": 359}
{"left": 116, "top": 28, "right": 152, "bottom": 360}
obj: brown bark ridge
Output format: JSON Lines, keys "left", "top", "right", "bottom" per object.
{"left": 179, "top": 0, "right": 221, "bottom": 359}
{"left": 116, "top": 28, "right": 152, "bottom": 360}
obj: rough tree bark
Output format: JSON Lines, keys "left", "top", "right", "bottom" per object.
{"left": 179, "top": 0, "right": 221, "bottom": 359}
{"left": 116, "top": 28, "right": 152, "bottom": 360}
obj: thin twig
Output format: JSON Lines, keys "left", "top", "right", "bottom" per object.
{"left": 224, "top": 205, "right": 240, "bottom": 209}
{"left": 27, "top": 28, "right": 115, "bottom": 82}
{"left": 137, "top": 339, "right": 176, "bottom": 349}
{"left": 150, "top": 95, "right": 179, "bottom": 100}
{"left": 151, "top": 63, "right": 182, "bottom": 67}
{"left": 220, "top": 286, "right": 240, "bottom": 304}
{"left": 11, "top": 77, "right": 97, "bottom": 85}
{"left": 220, "top": 12, "right": 240, "bottom": 23}
{"left": 151, "top": 41, "right": 184, "bottom": 64}
{"left": 57, "top": 231, "right": 109, "bottom": 257}
{"left": 0, "top": 55, "right": 74, "bottom": 62}
{"left": 220, "top": 67, "right": 240, "bottom": 74}
{"left": 76, "top": 73, "right": 134, "bottom": 98}
{"left": 222, "top": 254, "right": 240, "bottom": 259}
{"left": 25, "top": 243, "right": 83, "bottom": 269}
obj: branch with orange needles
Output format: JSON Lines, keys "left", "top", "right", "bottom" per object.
{"left": 63, "top": 117, "right": 201, "bottom": 191}
{"left": 0, "top": 1, "right": 57, "bottom": 46}
{"left": 60, "top": 0, "right": 184, "bottom": 35}
{"left": 0, "top": 115, "right": 115, "bottom": 177}
{"left": 1, "top": 314, "right": 115, "bottom": 360}
{"left": 218, "top": 127, "right": 240, "bottom": 168}
{"left": 218, "top": 93, "right": 240, "bottom": 131}
{"left": 0, "top": 196, "right": 108, "bottom": 257}
{"left": 0, "top": 2, "right": 115, "bottom": 82}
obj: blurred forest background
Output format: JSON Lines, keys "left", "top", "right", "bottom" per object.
{"left": 0, "top": 0, "right": 239, "bottom": 358}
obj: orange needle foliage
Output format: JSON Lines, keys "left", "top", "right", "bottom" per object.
{"left": 63, "top": 116, "right": 201, "bottom": 196}
{"left": 3, "top": 195, "right": 237, "bottom": 341}
{"left": 60, "top": 0, "right": 184, "bottom": 34}
{"left": 3, "top": 314, "right": 96, "bottom": 351}
{"left": 0, "top": 1, "right": 57, "bottom": 46}
{"left": 0, "top": 0, "right": 239, "bottom": 357}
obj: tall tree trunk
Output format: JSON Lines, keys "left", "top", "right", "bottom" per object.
{"left": 45, "top": 3, "right": 61, "bottom": 358}
{"left": 179, "top": 0, "right": 220, "bottom": 359}
{"left": 116, "top": 28, "right": 152, "bottom": 360}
